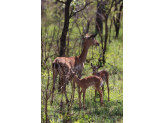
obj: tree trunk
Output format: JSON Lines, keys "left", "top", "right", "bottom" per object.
{"left": 60, "top": 0, "right": 72, "bottom": 57}
{"left": 58, "top": 0, "right": 72, "bottom": 92}
{"left": 96, "top": 1, "right": 103, "bottom": 33}
{"left": 102, "top": 19, "right": 108, "bottom": 65}
{"left": 66, "top": 34, "right": 70, "bottom": 57}
{"left": 41, "top": 28, "right": 44, "bottom": 66}
{"left": 113, "top": 0, "right": 123, "bottom": 39}
{"left": 86, "top": 21, "right": 90, "bottom": 34}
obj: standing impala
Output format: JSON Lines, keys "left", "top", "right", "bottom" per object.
{"left": 91, "top": 63, "right": 110, "bottom": 102}
{"left": 51, "top": 34, "right": 99, "bottom": 104}
{"left": 69, "top": 69, "right": 104, "bottom": 108}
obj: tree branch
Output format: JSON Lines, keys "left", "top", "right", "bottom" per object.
{"left": 44, "top": 53, "right": 57, "bottom": 63}
{"left": 82, "top": 13, "right": 87, "bottom": 21}
{"left": 96, "top": 0, "right": 106, "bottom": 20}
{"left": 56, "top": 0, "right": 66, "bottom": 4}
{"left": 70, "top": 6, "right": 74, "bottom": 18}
{"left": 69, "top": 2, "right": 93, "bottom": 18}
{"left": 96, "top": 0, "right": 115, "bottom": 20}
{"left": 75, "top": 21, "right": 82, "bottom": 36}
{"left": 107, "top": 0, "right": 115, "bottom": 16}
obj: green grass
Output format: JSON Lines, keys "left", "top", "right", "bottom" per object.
{"left": 41, "top": 3, "right": 123, "bottom": 121}
{"left": 42, "top": 73, "right": 123, "bottom": 123}
{"left": 41, "top": 68, "right": 123, "bottom": 123}
{"left": 41, "top": 38, "right": 123, "bottom": 122}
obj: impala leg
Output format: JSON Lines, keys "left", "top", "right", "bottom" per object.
{"left": 60, "top": 77, "right": 69, "bottom": 104}
{"left": 107, "top": 80, "right": 110, "bottom": 102}
{"left": 79, "top": 89, "right": 82, "bottom": 108}
{"left": 79, "top": 88, "right": 85, "bottom": 108}
{"left": 64, "top": 86, "right": 69, "bottom": 103}
{"left": 58, "top": 77, "right": 62, "bottom": 92}
{"left": 64, "top": 77, "right": 69, "bottom": 103}
{"left": 77, "top": 74, "right": 82, "bottom": 105}
{"left": 83, "top": 89, "right": 86, "bottom": 108}
{"left": 71, "top": 80, "right": 75, "bottom": 102}
{"left": 96, "top": 88, "right": 104, "bottom": 106}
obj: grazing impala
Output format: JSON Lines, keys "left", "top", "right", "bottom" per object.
{"left": 91, "top": 63, "right": 110, "bottom": 102}
{"left": 69, "top": 69, "right": 104, "bottom": 108}
{"left": 51, "top": 34, "right": 99, "bottom": 104}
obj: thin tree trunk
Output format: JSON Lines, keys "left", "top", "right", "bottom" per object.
{"left": 86, "top": 21, "right": 90, "bottom": 34}
{"left": 108, "top": 18, "right": 112, "bottom": 44}
{"left": 102, "top": 19, "right": 108, "bottom": 64}
{"left": 116, "top": 1, "right": 123, "bottom": 38}
{"left": 41, "top": 28, "right": 44, "bottom": 66}
{"left": 113, "top": 0, "right": 123, "bottom": 39}
{"left": 96, "top": 1, "right": 103, "bottom": 33}
{"left": 45, "top": 97, "right": 48, "bottom": 123}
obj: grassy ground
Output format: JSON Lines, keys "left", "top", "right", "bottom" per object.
{"left": 41, "top": 66, "right": 123, "bottom": 123}
{"left": 41, "top": 41, "right": 123, "bottom": 123}
{"left": 41, "top": 4, "right": 123, "bottom": 123}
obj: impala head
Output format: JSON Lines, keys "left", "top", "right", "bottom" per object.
{"left": 91, "top": 63, "right": 98, "bottom": 73}
{"left": 85, "top": 33, "right": 99, "bottom": 46}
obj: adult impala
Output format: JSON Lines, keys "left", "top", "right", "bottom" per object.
{"left": 91, "top": 63, "right": 110, "bottom": 102}
{"left": 51, "top": 34, "right": 99, "bottom": 104}
{"left": 69, "top": 69, "right": 104, "bottom": 108}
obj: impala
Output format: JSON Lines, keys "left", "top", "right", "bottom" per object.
{"left": 69, "top": 69, "right": 104, "bottom": 108}
{"left": 91, "top": 63, "right": 110, "bottom": 102}
{"left": 51, "top": 34, "right": 99, "bottom": 104}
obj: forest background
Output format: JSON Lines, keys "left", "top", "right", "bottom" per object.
{"left": 41, "top": 0, "right": 123, "bottom": 122}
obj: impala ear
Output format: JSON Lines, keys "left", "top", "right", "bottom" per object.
{"left": 84, "top": 33, "right": 89, "bottom": 40}
{"left": 90, "top": 33, "right": 97, "bottom": 38}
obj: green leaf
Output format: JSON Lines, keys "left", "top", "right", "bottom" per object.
{"left": 84, "top": 114, "right": 88, "bottom": 119}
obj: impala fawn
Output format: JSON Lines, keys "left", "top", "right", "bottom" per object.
{"left": 69, "top": 69, "right": 104, "bottom": 108}
{"left": 91, "top": 63, "right": 110, "bottom": 102}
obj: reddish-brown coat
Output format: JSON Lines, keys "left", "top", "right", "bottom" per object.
{"left": 91, "top": 63, "right": 110, "bottom": 102}
{"left": 70, "top": 70, "right": 104, "bottom": 108}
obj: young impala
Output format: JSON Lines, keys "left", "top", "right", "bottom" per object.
{"left": 69, "top": 69, "right": 104, "bottom": 108}
{"left": 91, "top": 63, "right": 110, "bottom": 102}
